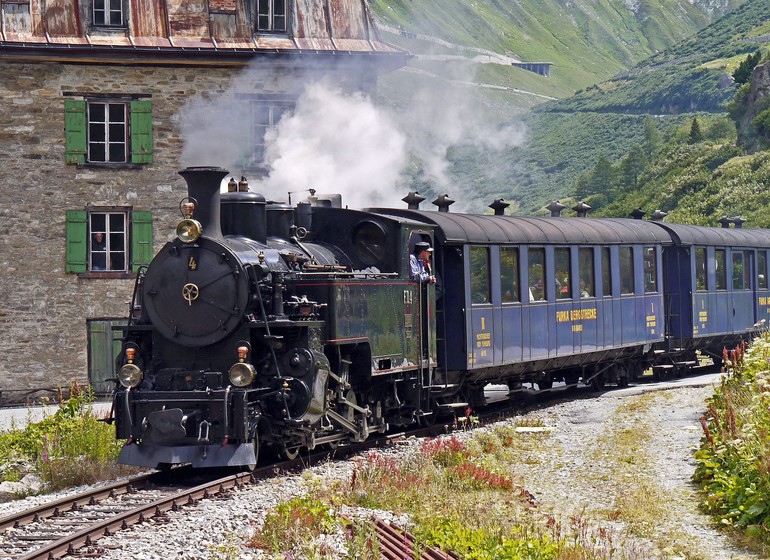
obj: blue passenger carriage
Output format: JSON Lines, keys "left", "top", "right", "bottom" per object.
{"left": 370, "top": 209, "right": 671, "bottom": 397}
{"left": 653, "top": 222, "right": 770, "bottom": 362}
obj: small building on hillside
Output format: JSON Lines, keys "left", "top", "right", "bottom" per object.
{"left": 0, "top": 0, "right": 409, "bottom": 404}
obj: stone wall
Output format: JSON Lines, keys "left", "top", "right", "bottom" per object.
{"left": 0, "top": 60, "right": 369, "bottom": 403}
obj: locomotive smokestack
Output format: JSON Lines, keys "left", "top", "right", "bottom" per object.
{"left": 178, "top": 166, "right": 228, "bottom": 240}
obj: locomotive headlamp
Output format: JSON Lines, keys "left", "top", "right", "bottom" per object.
{"left": 229, "top": 345, "right": 256, "bottom": 387}
{"left": 118, "top": 347, "right": 143, "bottom": 388}
{"left": 176, "top": 199, "right": 202, "bottom": 243}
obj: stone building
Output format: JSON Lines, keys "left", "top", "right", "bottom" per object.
{"left": 0, "top": 0, "right": 408, "bottom": 403}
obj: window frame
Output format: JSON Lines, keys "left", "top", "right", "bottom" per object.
{"left": 469, "top": 246, "right": 491, "bottom": 305}
{"left": 619, "top": 246, "right": 635, "bottom": 295}
{"left": 695, "top": 247, "right": 708, "bottom": 291}
{"left": 579, "top": 247, "right": 595, "bottom": 298}
{"left": 715, "top": 249, "right": 727, "bottom": 291}
{"left": 500, "top": 246, "right": 520, "bottom": 303}
{"left": 64, "top": 97, "right": 153, "bottom": 166}
{"left": 759, "top": 250, "right": 768, "bottom": 290}
{"left": 555, "top": 247, "right": 571, "bottom": 300}
{"left": 245, "top": 96, "right": 295, "bottom": 171}
{"left": 92, "top": 0, "right": 125, "bottom": 27}
{"left": 257, "top": 0, "right": 287, "bottom": 33}
{"left": 601, "top": 247, "right": 612, "bottom": 297}
{"left": 643, "top": 246, "right": 658, "bottom": 294}
{"left": 87, "top": 100, "right": 128, "bottom": 164}
{"left": 528, "top": 247, "right": 546, "bottom": 302}
{"left": 65, "top": 207, "right": 153, "bottom": 278}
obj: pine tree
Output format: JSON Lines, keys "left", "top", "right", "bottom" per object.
{"left": 689, "top": 117, "right": 703, "bottom": 144}
{"left": 733, "top": 51, "right": 762, "bottom": 85}
{"left": 643, "top": 115, "right": 662, "bottom": 158}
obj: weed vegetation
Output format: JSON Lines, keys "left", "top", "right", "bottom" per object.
{"left": 250, "top": 420, "right": 672, "bottom": 559}
{"left": 0, "top": 383, "right": 135, "bottom": 494}
{"left": 694, "top": 333, "right": 770, "bottom": 555}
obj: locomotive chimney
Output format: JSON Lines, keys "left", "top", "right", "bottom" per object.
{"left": 402, "top": 191, "right": 425, "bottom": 210}
{"left": 546, "top": 200, "right": 566, "bottom": 217}
{"left": 630, "top": 208, "right": 645, "bottom": 220}
{"left": 433, "top": 194, "right": 455, "bottom": 213}
{"left": 489, "top": 198, "right": 509, "bottom": 216}
{"left": 178, "top": 166, "right": 228, "bottom": 240}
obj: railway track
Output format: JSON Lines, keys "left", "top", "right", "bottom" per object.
{"left": 0, "top": 375, "right": 710, "bottom": 559}
{"left": 0, "top": 421, "right": 456, "bottom": 560}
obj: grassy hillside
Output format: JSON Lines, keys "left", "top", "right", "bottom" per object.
{"left": 370, "top": 0, "right": 770, "bottom": 215}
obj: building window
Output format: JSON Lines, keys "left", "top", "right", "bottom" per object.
{"left": 257, "top": 0, "right": 286, "bottom": 32}
{"left": 65, "top": 208, "right": 153, "bottom": 275}
{"left": 65, "top": 98, "right": 153, "bottom": 165}
{"left": 93, "top": 0, "right": 124, "bottom": 26}
{"left": 250, "top": 100, "right": 291, "bottom": 168}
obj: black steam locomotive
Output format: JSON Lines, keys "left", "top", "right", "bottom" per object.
{"left": 111, "top": 166, "right": 770, "bottom": 469}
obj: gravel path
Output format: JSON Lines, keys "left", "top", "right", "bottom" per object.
{"left": 1, "top": 376, "right": 760, "bottom": 559}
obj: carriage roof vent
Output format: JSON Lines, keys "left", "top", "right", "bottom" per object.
{"left": 650, "top": 210, "right": 668, "bottom": 221}
{"left": 433, "top": 194, "right": 455, "bottom": 213}
{"left": 572, "top": 201, "right": 591, "bottom": 218}
{"left": 546, "top": 200, "right": 566, "bottom": 217}
{"left": 402, "top": 191, "right": 425, "bottom": 210}
{"left": 630, "top": 208, "right": 645, "bottom": 220}
{"left": 719, "top": 216, "right": 731, "bottom": 228}
{"left": 733, "top": 216, "right": 746, "bottom": 228}
{"left": 489, "top": 198, "right": 509, "bottom": 216}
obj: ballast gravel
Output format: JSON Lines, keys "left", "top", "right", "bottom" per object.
{"left": 1, "top": 376, "right": 762, "bottom": 559}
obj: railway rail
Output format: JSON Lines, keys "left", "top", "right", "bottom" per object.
{"left": 0, "top": 421, "right": 455, "bottom": 560}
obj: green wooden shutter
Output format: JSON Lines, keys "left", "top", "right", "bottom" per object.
{"left": 131, "top": 211, "right": 153, "bottom": 272}
{"left": 66, "top": 210, "right": 87, "bottom": 273}
{"left": 130, "top": 100, "right": 153, "bottom": 164}
{"left": 64, "top": 99, "right": 86, "bottom": 164}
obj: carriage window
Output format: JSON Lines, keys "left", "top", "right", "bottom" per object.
{"left": 528, "top": 248, "right": 546, "bottom": 302}
{"left": 643, "top": 246, "right": 658, "bottom": 293}
{"left": 470, "top": 247, "right": 490, "bottom": 304}
{"left": 715, "top": 249, "right": 727, "bottom": 290}
{"left": 579, "top": 248, "right": 595, "bottom": 298}
{"left": 500, "top": 247, "right": 520, "bottom": 303}
{"left": 695, "top": 248, "right": 707, "bottom": 291}
{"left": 759, "top": 251, "right": 768, "bottom": 290}
{"left": 555, "top": 248, "right": 571, "bottom": 299}
{"left": 620, "top": 247, "right": 635, "bottom": 295}
{"left": 731, "top": 251, "right": 742, "bottom": 290}
{"left": 601, "top": 247, "right": 611, "bottom": 297}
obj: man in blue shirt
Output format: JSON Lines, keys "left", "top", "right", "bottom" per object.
{"left": 410, "top": 242, "right": 436, "bottom": 284}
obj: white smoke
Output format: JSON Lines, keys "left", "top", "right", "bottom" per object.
{"left": 177, "top": 59, "right": 528, "bottom": 212}
{"left": 259, "top": 81, "right": 408, "bottom": 209}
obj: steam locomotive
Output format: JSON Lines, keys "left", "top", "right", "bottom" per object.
{"left": 111, "top": 166, "right": 770, "bottom": 469}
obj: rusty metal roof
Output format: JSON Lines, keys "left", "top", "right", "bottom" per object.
{"left": 0, "top": 0, "right": 409, "bottom": 66}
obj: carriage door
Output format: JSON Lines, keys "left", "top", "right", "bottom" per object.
{"left": 467, "top": 246, "right": 494, "bottom": 368}
{"left": 731, "top": 249, "right": 754, "bottom": 333}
